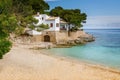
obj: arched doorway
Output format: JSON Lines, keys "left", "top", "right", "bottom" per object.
{"left": 44, "top": 35, "right": 50, "bottom": 42}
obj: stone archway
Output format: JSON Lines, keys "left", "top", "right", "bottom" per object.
{"left": 44, "top": 35, "right": 50, "bottom": 42}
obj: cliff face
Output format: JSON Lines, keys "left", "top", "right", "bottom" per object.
{"left": 56, "top": 31, "right": 95, "bottom": 46}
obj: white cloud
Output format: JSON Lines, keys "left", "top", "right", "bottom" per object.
{"left": 86, "top": 16, "right": 120, "bottom": 25}
{"left": 83, "top": 16, "right": 120, "bottom": 29}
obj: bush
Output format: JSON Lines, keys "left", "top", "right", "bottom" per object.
{"left": 0, "top": 39, "right": 12, "bottom": 59}
{"left": 39, "top": 24, "right": 49, "bottom": 29}
{"left": 70, "top": 27, "right": 79, "bottom": 31}
{"left": 37, "top": 24, "right": 49, "bottom": 31}
{"left": 15, "top": 27, "right": 25, "bottom": 36}
{"left": 29, "top": 25, "right": 35, "bottom": 30}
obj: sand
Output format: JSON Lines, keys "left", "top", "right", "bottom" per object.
{"left": 0, "top": 44, "right": 120, "bottom": 80}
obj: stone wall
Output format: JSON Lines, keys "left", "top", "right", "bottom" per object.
{"left": 55, "top": 31, "right": 68, "bottom": 44}
{"left": 32, "top": 35, "right": 42, "bottom": 42}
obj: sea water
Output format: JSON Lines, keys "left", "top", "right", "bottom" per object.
{"left": 47, "top": 29, "right": 120, "bottom": 69}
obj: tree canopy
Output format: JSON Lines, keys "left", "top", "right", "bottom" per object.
{"left": 50, "top": 6, "right": 87, "bottom": 31}
{"left": 12, "top": 0, "right": 49, "bottom": 16}
{"left": 0, "top": 0, "right": 49, "bottom": 59}
{"left": 0, "top": 0, "right": 13, "bottom": 59}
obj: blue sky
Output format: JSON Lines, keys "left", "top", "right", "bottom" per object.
{"left": 45, "top": 0, "right": 120, "bottom": 29}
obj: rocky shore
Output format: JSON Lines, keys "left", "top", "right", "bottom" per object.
{"left": 67, "top": 34, "right": 95, "bottom": 45}
{"left": 10, "top": 31, "right": 95, "bottom": 49}
{"left": 55, "top": 31, "right": 95, "bottom": 47}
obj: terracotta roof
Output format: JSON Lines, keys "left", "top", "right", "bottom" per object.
{"left": 60, "top": 20, "right": 68, "bottom": 24}
{"left": 46, "top": 17, "right": 58, "bottom": 21}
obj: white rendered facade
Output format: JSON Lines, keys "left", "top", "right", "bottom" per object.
{"left": 34, "top": 13, "right": 61, "bottom": 31}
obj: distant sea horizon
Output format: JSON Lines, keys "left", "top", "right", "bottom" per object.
{"left": 47, "top": 28, "right": 120, "bottom": 70}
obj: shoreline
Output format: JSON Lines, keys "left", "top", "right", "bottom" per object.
{"left": 36, "top": 49, "right": 120, "bottom": 74}
{"left": 0, "top": 44, "right": 120, "bottom": 80}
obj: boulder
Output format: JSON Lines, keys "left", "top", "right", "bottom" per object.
{"left": 74, "top": 39, "right": 85, "bottom": 44}
{"left": 67, "top": 40, "right": 76, "bottom": 45}
{"left": 78, "top": 35, "right": 95, "bottom": 42}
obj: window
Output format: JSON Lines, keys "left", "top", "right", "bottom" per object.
{"left": 56, "top": 23, "right": 59, "bottom": 27}
{"left": 42, "top": 17, "right": 44, "bottom": 20}
{"left": 50, "top": 23, "right": 53, "bottom": 27}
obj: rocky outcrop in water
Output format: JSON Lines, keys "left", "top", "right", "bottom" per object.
{"left": 67, "top": 34, "right": 95, "bottom": 45}
{"left": 55, "top": 31, "right": 95, "bottom": 47}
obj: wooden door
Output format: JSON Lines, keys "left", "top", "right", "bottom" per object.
{"left": 44, "top": 35, "right": 50, "bottom": 42}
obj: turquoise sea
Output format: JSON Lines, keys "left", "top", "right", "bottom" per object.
{"left": 48, "top": 29, "right": 120, "bottom": 69}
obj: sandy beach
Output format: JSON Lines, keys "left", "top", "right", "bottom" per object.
{"left": 0, "top": 44, "right": 120, "bottom": 80}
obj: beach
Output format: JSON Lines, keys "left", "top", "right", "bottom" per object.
{"left": 0, "top": 44, "right": 120, "bottom": 80}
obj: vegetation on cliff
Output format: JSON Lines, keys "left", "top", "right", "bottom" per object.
{"left": 0, "top": 0, "right": 14, "bottom": 59}
{"left": 0, "top": 0, "right": 49, "bottom": 59}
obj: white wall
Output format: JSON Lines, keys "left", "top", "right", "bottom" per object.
{"left": 55, "top": 17, "right": 60, "bottom": 31}
{"left": 45, "top": 17, "right": 60, "bottom": 31}
{"left": 34, "top": 14, "right": 49, "bottom": 26}
{"left": 34, "top": 14, "right": 60, "bottom": 31}
{"left": 45, "top": 20, "right": 56, "bottom": 31}
{"left": 27, "top": 30, "right": 42, "bottom": 35}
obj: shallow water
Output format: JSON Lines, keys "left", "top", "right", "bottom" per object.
{"left": 47, "top": 29, "right": 120, "bottom": 69}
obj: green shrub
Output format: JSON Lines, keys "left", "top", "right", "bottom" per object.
{"left": 0, "top": 39, "right": 12, "bottom": 59}
{"left": 36, "top": 24, "right": 49, "bottom": 31}
{"left": 70, "top": 27, "right": 79, "bottom": 31}
{"left": 29, "top": 25, "right": 35, "bottom": 30}
{"left": 15, "top": 27, "right": 25, "bottom": 36}
{"left": 39, "top": 24, "right": 49, "bottom": 29}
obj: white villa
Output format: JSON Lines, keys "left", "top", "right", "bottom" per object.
{"left": 34, "top": 12, "right": 68, "bottom": 31}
